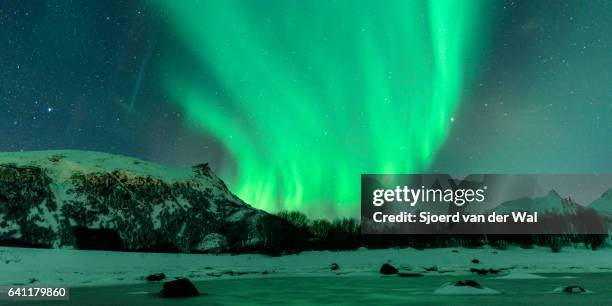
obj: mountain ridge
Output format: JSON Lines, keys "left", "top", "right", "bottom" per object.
{"left": 493, "top": 189, "right": 581, "bottom": 216}
{"left": 0, "top": 150, "right": 298, "bottom": 253}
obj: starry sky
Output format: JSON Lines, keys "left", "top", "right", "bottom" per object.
{"left": 1, "top": 0, "right": 611, "bottom": 217}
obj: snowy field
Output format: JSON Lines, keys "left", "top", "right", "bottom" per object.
{"left": 2, "top": 245, "right": 612, "bottom": 287}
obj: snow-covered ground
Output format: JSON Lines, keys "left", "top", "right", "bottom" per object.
{"left": 2, "top": 245, "right": 612, "bottom": 287}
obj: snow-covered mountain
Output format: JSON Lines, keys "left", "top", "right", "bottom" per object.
{"left": 589, "top": 189, "right": 612, "bottom": 215}
{"left": 494, "top": 190, "right": 580, "bottom": 215}
{"left": 0, "top": 150, "right": 296, "bottom": 253}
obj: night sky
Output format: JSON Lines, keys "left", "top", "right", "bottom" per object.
{"left": 1, "top": 0, "right": 611, "bottom": 217}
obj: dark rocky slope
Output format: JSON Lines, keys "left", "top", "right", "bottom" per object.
{"left": 0, "top": 150, "right": 301, "bottom": 253}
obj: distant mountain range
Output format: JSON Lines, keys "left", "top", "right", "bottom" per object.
{"left": 494, "top": 190, "right": 581, "bottom": 216}
{"left": 493, "top": 188, "right": 612, "bottom": 217}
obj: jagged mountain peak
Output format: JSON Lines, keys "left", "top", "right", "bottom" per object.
{"left": 546, "top": 189, "right": 562, "bottom": 199}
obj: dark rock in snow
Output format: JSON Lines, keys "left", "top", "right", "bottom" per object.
{"left": 562, "top": 285, "right": 587, "bottom": 294}
{"left": 454, "top": 280, "right": 483, "bottom": 289}
{"left": 158, "top": 278, "right": 200, "bottom": 298}
{"left": 146, "top": 273, "right": 166, "bottom": 282}
{"left": 424, "top": 265, "right": 438, "bottom": 272}
{"left": 470, "top": 268, "right": 489, "bottom": 275}
{"left": 330, "top": 263, "right": 339, "bottom": 271}
{"left": 379, "top": 263, "right": 399, "bottom": 275}
{"left": 471, "top": 259, "right": 480, "bottom": 264}
{"left": 434, "top": 280, "right": 500, "bottom": 295}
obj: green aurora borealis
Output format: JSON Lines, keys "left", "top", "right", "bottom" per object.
{"left": 155, "top": 0, "right": 497, "bottom": 216}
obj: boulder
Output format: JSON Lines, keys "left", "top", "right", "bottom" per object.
{"left": 552, "top": 285, "right": 591, "bottom": 294}
{"left": 158, "top": 278, "right": 200, "bottom": 298}
{"left": 424, "top": 265, "right": 438, "bottom": 272}
{"left": 563, "top": 285, "right": 586, "bottom": 294}
{"left": 380, "top": 263, "right": 399, "bottom": 275}
{"left": 455, "top": 280, "right": 483, "bottom": 289}
{"left": 330, "top": 263, "right": 339, "bottom": 271}
{"left": 470, "top": 268, "right": 489, "bottom": 275}
{"left": 146, "top": 273, "right": 166, "bottom": 282}
{"left": 434, "top": 280, "right": 500, "bottom": 295}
